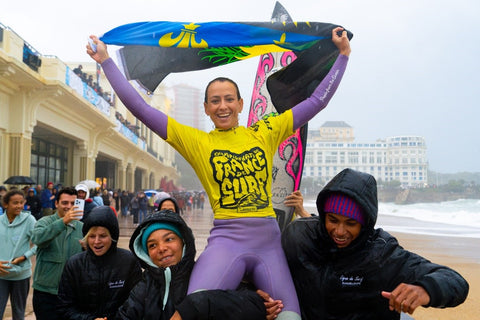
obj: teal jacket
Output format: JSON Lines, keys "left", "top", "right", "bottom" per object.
{"left": 31, "top": 213, "right": 83, "bottom": 295}
{"left": 0, "top": 211, "right": 37, "bottom": 280}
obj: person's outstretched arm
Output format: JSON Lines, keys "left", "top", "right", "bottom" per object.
{"left": 381, "top": 242, "right": 469, "bottom": 315}
{"left": 291, "top": 27, "right": 351, "bottom": 130}
{"left": 86, "top": 36, "right": 168, "bottom": 139}
{"left": 381, "top": 263, "right": 469, "bottom": 315}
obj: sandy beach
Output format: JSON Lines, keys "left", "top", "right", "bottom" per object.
{"left": 3, "top": 210, "right": 478, "bottom": 320}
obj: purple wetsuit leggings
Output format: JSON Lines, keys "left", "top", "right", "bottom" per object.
{"left": 187, "top": 217, "right": 300, "bottom": 315}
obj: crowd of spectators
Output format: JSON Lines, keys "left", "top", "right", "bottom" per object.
{"left": 115, "top": 111, "right": 141, "bottom": 136}
{"left": 1, "top": 186, "right": 236, "bottom": 221}
{"left": 72, "top": 64, "right": 114, "bottom": 106}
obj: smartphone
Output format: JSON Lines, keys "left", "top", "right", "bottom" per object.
{"left": 74, "top": 199, "right": 85, "bottom": 212}
{"left": 88, "top": 38, "right": 97, "bottom": 52}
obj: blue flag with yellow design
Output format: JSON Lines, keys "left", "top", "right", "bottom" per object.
{"left": 100, "top": 20, "right": 352, "bottom": 107}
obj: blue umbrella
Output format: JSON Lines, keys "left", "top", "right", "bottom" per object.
{"left": 143, "top": 190, "right": 158, "bottom": 198}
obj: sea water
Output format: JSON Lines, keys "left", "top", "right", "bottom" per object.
{"left": 303, "top": 199, "right": 480, "bottom": 238}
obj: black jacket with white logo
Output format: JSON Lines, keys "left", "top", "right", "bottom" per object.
{"left": 282, "top": 168, "right": 469, "bottom": 320}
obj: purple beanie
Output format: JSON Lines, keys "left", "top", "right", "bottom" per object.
{"left": 324, "top": 193, "right": 365, "bottom": 225}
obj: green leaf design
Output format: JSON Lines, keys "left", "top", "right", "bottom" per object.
{"left": 199, "top": 46, "right": 251, "bottom": 66}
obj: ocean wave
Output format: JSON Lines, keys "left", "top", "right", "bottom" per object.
{"left": 379, "top": 199, "right": 480, "bottom": 228}
{"left": 304, "top": 199, "right": 480, "bottom": 238}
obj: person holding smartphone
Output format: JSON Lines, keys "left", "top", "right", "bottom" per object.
{"left": 31, "top": 187, "right": 84, "bottom": 320}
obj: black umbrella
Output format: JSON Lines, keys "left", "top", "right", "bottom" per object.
{"left": 3, "top": 176, "right": 36, "bottom": 185}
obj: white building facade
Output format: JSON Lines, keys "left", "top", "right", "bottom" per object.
{"left": 303, "top": 122, "right": 428, "bottom": 188}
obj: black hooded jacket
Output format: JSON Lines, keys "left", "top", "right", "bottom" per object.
{"left": 25, "top": 191, "right": 42, "bottom": 220}
{"left": 58, "top": 206, "right": 142, "bottom": 320}
{"left": 155, "top": 197, "right": 180, "bottom": 213}
{"left": 117, "top": 210, "right": 265, "bottom": 320}
{"left": 282, "top": 168, "right": 469, "bottom": 320}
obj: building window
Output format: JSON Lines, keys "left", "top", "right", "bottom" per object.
{"left": 316, "top": 151, "right": 323, "bottom": 164}
{"left": 31, "top": 137, "right": 68, "bottom": 187}
{"left": 325, "top": 152, "right": 337, "bottom": 164}
{"left": 348, "top": 152, "right": 359, "bottom": 164}
{"left": 305, "top": 151, "right": 313, "bottom": 164}
{"left": 361, "top": 152, "right": 368, "bottom": 164}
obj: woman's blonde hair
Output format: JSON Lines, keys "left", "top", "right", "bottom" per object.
{"left": 83, "top": 226, "right": 112, "bottom": 242}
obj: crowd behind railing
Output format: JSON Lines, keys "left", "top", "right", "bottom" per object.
{"left": 72, "top": 64, "right": 114, "bottom": 106}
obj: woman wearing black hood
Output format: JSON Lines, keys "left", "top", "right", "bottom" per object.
{"left": 282, "top": 168, "right": 469, "bottom": 320}
{"left": 25, "top": 187, "right": 42, "bottom": 220}
{"left": 58, "top": 206, "right": 142, "bottom": 320}
{"left": 117, "top": 210, "right": 269, "bottom": 320}
{"left": 154, "top": 196, "right": 180, "bottom": 213}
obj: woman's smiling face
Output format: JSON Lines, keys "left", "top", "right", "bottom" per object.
{"left": 87, "top": 226, "right": 113, "bottom": 256}
{"left": 204, "top": 80, "right": 243, "bottom": 130}
{"left": 5, "top": 194, "right": 25, "bottom": 217}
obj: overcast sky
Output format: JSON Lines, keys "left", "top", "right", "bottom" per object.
{"left": 2, "top": 0, "right": 479, "bottom": 173}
